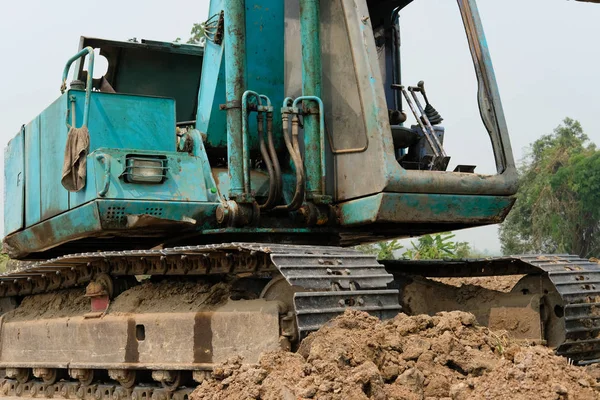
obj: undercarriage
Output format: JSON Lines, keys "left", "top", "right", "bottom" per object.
{"left": 0, "top": 245, "right": 598, "bottom": 399}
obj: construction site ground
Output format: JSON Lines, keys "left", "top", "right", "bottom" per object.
{"left": 7, "top": 276, "right": 600, "bottom": 399}
{"left": 189, "top": 312, "right": 600, "bottom": 399}
{"left": 188, "top": 276, "right": 600, "bottom": 399}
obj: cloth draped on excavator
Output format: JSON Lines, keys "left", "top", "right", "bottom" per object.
{"left": 61, "top": 125, "right": 90, "bottom": 192}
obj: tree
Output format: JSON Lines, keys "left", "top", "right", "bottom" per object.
{"left": 499, "top": 118, "right": 600, "bottom": 257}
{"left": 174, "top": 23, "right": 207, "bottom": 45}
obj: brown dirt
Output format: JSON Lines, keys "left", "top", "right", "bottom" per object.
{"left": 3, "top": 288, "right": 89, "bottom": 321}
{"left": 3, "top": 279, "right": 233, "bottom": 321}
{"left": 109, "top": 279, "right": 232, "bottom": 314}
{"left": 433, "top": 275, "right": 525, "bottom": 293}
{"left": 190, "top": 310, "right": 600, "bottom": 400}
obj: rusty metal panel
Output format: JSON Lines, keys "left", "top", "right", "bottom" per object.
{"left": 3, "top": 202, "right": 103, "bottom": 259}
{"left": 337, "top": 192, "right": 515, "bottom": 227}
{"left": 197, "top": 0, "right": 285, "bottom": 151}
{"left": 285, "top": 0, "right": 391, "bottom": 201}
{"left": 24, "top": 116, "right": 41, "bottom": 227}
{"left": 3, "top": 129, "right": 25, "bottom": 236}
{"left": 0, "top": 317, "right": 129, "bottom": 366}
{"left": 210, "top": 300, "right": 281, "bottom": 364}
{"left": 134, "top": 302, "right": 280, "bottom": 365}
{"left": 70, "top": 90, "right": 176, "bottom": 153}
{"left": 0, "top": 302, "right": 281, "bottom": 368}
{"left": 40, "top": 96, "right": 70, "bottom": 221}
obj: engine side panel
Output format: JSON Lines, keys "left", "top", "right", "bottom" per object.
{"left": 3, "top": 129, "right": 24, "bottom": 236}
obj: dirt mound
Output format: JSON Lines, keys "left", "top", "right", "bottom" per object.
{"left": 433, "top": 275, "right": 524, "bottom": 293}
{"left": 110, "top": 279, "right": 232, "bottom": 314}
{"left": 4, "top": 288, "right": 88, "bottom": 321}
{"left": 4, "top": 279, "right": 233, "bottom": 321}
{"left": 191, "top": 310, "right": 600, "bottom": 400}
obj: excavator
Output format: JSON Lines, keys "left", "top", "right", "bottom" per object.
{"left": 1, "top": 0, "right": 599, "bottom": 398}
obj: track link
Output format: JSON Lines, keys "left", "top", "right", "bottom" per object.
{"left": 267, "top": 245, "right": 401, "bottom": 337}
{"left": 517, "top": 255, "right": 600, "bottom": 365}
{"left": 0, "top": 378, "right": 194, "bottom": 399}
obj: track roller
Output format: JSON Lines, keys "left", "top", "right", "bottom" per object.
{"left": 109, "top": 369, "right": 137, "bottom": 389}
{"left": 69, "top": 368, "right": 94, "bottom": 385}
{"left": 32, "top": 367, "right": 58, "bottom": 385}
{"left": 6, "top": 367, "right": 30, "bottom": 384}
{"left": 152, "top": 370, "right": 182, "bottom": 391}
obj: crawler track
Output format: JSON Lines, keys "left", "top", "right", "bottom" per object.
{"left": 0, "top": 379, "right": 194, "bottom": 400}
{"left": 0, "top": 243, "right": 400, "bottom": 399}
{"left": 2, "top": 248, "right": 599, "bottom": 398}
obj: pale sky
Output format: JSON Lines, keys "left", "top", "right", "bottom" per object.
{"left": 1, "top": 0, "right": 599, "bottom": 254}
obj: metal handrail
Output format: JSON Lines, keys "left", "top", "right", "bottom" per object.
{"left": 292, "top": 96, "right": 326, "bottom": 195}
{"left": 241, "top": 90, "right": 262, "bottom": 195}
{"left": 61, "top": 46, "right": 94, "bottom": 128}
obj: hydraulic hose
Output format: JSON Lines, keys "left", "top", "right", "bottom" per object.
{"left": 274, "top": 106, "right": 305, "bottom": 212}
{"left": 257, "top": 112, "right": 278, "bottom": 210}
{"left": 266, "top": 111, "right": 282, "bottom": 201}
{"left": 265, "top": 117, "right": 282, "bottom": 203}
{"left": 260, "top": 95, "right": 282, "bottom": 205}
{"left": 289, "top": 115, "right": 306, "bottom": 210}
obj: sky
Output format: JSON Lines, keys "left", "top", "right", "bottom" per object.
{"left": 0, "top": 0, "right": 599, "bottom": 254}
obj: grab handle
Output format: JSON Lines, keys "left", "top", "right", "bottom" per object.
{"left": 61, "top": 46, "right": 94, "bottom": 128}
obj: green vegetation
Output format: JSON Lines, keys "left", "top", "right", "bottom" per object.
{"left": 356, "top": 240, "right": 404, "bottom": 260}
{"left": 0, "top": 253, "right": 8, "bottom": 273}
{"left": 357, "top": 233, "right": 480, "bottom": 261}
{"left": 403, "top": 233, "right": 475, "bottom": 260}
{"left": 499, "top": 118, "right": 600, "bottom": 258}
{"left": 174, "top": 23, "right": 206, "bottom": 45}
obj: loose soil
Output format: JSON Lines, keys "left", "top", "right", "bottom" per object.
{"left": 191, "top": 310, "right": 600, "bottom": 400}
{"left": 109, "top": 279, "right": 232, "bottom": 314}
{"left": 2, "top": 279, "right": 233, "bottom": 321}
{"left": 3, "top": 288, "right": 89, "bottom": 321}
{"left": 433, "top": 275, "right": 525, "bottom": 293}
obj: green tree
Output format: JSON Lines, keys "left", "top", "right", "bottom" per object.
{"left": 186, "top": 23, "right": 206, "bottom": 44}
{"left": 174, "top": 22, "right": 209, "bottom": 45}
{"left": 499, "top": 118, "right": 600, "bottom": 257}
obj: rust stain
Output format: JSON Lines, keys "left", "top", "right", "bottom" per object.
{"left": 193, "top": 312, "right": 213, "bottom": 364}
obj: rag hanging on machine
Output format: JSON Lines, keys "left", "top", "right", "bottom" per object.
{"left": 61, "top": 125, "right": 90, "bottom": 192}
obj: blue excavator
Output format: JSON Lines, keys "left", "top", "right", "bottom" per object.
{"left": 1, "top": 0, "right": 599, "bottom": 398}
